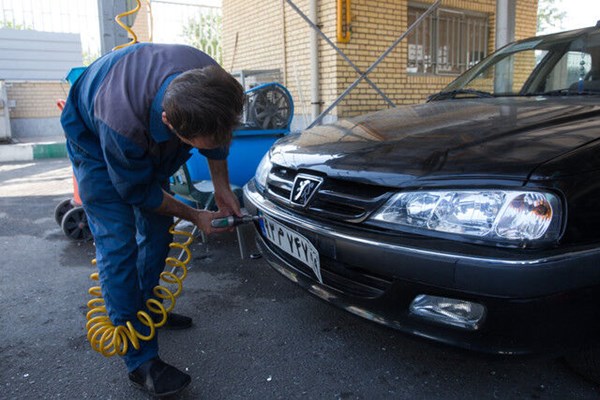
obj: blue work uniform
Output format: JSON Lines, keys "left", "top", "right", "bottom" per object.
{"left": 60, "top": 43, "right": 227, "bottom": 372}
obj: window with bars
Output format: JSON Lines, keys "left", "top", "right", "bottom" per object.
{"left": 407, "top": 4, "right": 489, "bottom": 75}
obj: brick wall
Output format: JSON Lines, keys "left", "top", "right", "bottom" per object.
{"left": 131, "top": 0, "right": 151, "bottom": 43}
{"left": 7, "top": 81, "right": 70, "bottom": 119}
{"left": 222, "top": 1, "right": 286, "bottom": 73}
{"left": 223, "top": 0, "right": 539, "bottom": 120}
{"left": 333, "top": 0, "right": 539, "bottom": 116}
{"left": 400, "top": 0, "right": 498, "bottom": 110}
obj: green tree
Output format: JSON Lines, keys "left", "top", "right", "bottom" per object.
{"left": 0, "top": 20, "right": 32, "bottom": 30}
{"left": 182, "top": 12, "right": 222, "bottom": 65}
{"left": 83, "top": 50, "right": 100, "bottom": 66}
{"left": 537, "top": 0, "right": 567, "bottom": 33}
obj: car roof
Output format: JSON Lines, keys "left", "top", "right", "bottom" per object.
{"left": 513, "top": 22, "right": 600, "bottom": 47}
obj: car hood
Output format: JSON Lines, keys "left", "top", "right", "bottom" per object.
{"left": 271, "top": 97, "right": 600, "bottom": 187}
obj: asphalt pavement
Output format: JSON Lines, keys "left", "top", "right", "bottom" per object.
{"left": 1, "top": 158, "right": 599, "bottom": 400}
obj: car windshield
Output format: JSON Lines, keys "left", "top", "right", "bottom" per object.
{"left": 432, "top": 28, "right": 600, "bottom": 99}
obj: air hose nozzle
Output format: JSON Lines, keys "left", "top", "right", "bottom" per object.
{"left": 211, "top": 215, "right": 261, "bottom": 228}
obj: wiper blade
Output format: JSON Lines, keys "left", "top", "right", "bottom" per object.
{"left": 427, "top": 89, "right": 494, "bottom": 102}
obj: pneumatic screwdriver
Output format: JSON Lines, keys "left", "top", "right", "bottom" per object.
{"left": 210, "top": 215, "right": 262, "bottom": 228}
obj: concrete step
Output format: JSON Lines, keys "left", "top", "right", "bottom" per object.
{"left": 0, "top": 136, "right": 67, "bottom": 162}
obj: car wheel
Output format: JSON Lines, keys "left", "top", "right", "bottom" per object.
{"left": 61, "top": 207, "right": 92, "bottom": 241}
{"left": 54, "top": 198, "right": 74, "bottom": 226}
{"left": 564, "top": 343, "right": 600, "bottom": 384}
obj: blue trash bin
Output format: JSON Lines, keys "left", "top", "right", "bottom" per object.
{"left": 65, "top": 67, "right": 87, "bottom": 85}
{"left": 186, "top": 128, "right": 288, "bottom": 186}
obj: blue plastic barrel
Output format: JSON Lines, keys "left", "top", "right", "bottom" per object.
{"left": 186, "top": 129, "right": 287, "bottom": 186}
{"left": 65, "top": 67, "right": 87, "bottom": 85}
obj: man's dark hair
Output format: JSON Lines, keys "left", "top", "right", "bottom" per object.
{"left": 163, "top": 65, "right": 245, "bottom": 147}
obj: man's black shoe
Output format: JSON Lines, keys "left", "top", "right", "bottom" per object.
{"left": 128, "top": 357, "right": 191, "bottom": 398}
{"left": 164, "top": 312, "right": 193, "bottom": 330}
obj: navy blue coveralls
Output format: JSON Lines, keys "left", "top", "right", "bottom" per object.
{"left": 60, "top": 43, "right": 227, "bottom": 372}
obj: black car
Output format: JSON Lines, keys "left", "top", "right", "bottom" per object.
{"left": 243, "top": 24, "right": 600, "bottom": 381}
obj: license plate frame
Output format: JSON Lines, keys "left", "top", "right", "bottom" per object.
{"left": 259, "top": 214, "right": 322, "bottom": 284}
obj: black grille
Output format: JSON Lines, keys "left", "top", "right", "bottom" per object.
{"left": 268, "top": 166, "right": 295, "bottom": 199}
{"left": 265, "top": 165, "right": 392, "bottom": 222}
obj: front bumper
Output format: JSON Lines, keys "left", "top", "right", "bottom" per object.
{"left": 244, "top": 180, "right": 600, "bottom": 355}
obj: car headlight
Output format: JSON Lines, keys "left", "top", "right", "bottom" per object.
{"left": 369, "top": 190, "right": 562, "bottom": 244}
{"left": 254, "top": 152, "right": 272, "bottom": 189}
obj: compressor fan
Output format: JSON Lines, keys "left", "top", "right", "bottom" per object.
{"left": 247, "top": 85, "right": 292, "bottom": 130}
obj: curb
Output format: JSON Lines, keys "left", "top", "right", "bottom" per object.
{"left": 0, "top": 141, "right": 67, "bottom": 162}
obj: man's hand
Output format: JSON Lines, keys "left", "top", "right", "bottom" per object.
{"left": 154, "top": 191, "right": 229, "bottom": 235}
{"left": 214, "top": 187, "right": 241, "bottom": 217}
{"left": 190, "top": 209, "right": 229, "bottom": 235}
{"left": 208, "top": 159, "right": 242, "bottom": 217}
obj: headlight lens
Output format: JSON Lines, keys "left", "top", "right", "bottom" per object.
{"left": 254, "top": 152, "right": 272, "bottom": 189}
{"left": 369, "top": 190, "right": 561, "bottom": 243}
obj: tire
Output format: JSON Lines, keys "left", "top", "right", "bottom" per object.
{"left": 61, "top": 207, "right": 92, "bottom": 241}
{"left": 54, "top": 198, "right": 74, "bottom": 226}
{"left": 564, "top": 343, "right": 600, "bottom": 384}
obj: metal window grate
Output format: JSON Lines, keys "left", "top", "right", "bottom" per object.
{"left": 407, "top": 5, "right": 489, "bottom": 76}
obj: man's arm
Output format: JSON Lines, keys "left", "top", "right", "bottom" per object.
{"left": 207, "top": 158, "right": 242, "bottom": 217}
{"left": 153, "top": 190, "right": 223, "bottom": 234}
{"left": 162, "top": 112, "right": 242, "bottom": 217}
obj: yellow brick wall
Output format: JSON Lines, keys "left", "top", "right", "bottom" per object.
{"left": 131, "top": 0, "right": 151, "bottom": 43}
{"left": 6, "top": 81, "right": 71, "bottom": 119}
{"left": 223, "top": 0, "right": 338, "bottom": 119}
{"left": 515, "top": 0, "right": 539, "bottom": 41}
{"left": 402, "top": 0, "right": 498, "bottom": 110}
{"left": 340, "top": 0, "right": 538, "bottom": 116}
{"left": 336, "top": 0, "right": 410, "bottom": 115}
{"left": 223, "top": 0, "right": 538, "bottom": 120}
{"left": 222, "top": 0, "right": 286, "bottom": 73}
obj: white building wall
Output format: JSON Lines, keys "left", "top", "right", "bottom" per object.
{"left": 0, "top": 28, "right": 82, "bottom": 80}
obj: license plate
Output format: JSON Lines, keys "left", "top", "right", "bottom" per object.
{"left": 259, "top": 214, "right": 322, "bottom": 283}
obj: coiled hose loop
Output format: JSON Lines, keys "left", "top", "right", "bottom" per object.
{"left": 86, "top": 219, "right": 195, "bottom": 357}
{"left": 112, "top": 0, "right": 141, "bottom": 51}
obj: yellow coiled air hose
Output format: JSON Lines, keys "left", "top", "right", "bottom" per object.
{"left": 112, "top": 0, "right": 142, "bottom": 51}
{"left": 85, "top": 220, "right": 195, "bottom": 357}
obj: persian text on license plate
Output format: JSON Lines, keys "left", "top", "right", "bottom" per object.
{"left": 260, "top": 215, "right": 322, "bottom": 283}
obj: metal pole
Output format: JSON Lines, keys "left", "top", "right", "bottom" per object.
{"left": 284, "top": 0, "right": 394, "bottom": 108}
{"left": 494, "top": 0, "right": 515, "bottom": 93}
{"left": 309, "top": 0, "right": 320, "bottom": 121}
{"left": 308, "top": 0, "right": 441, "bottom": 128}
{"left": 97, "top": 0, "right": 136, "bottom": 55}
{"left": 495, "top": 0, "right": 515, "bottom": 50}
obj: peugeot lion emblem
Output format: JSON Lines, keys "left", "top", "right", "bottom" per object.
{"left": 290, "top": 174, "right": 322, "bottom": 207}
